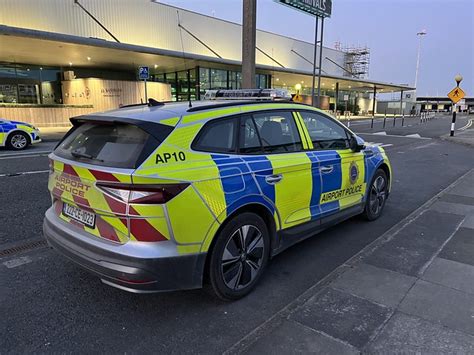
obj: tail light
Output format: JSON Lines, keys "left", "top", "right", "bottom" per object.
{"left": 48, "top": 158, "right": 54, "bottom": 174}
{"left": 96, "top": 182, "right": 189, "bottom": 204}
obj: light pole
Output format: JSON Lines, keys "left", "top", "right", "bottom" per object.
{"left": 414, "top": 29, "right": 427, "bottom": 98}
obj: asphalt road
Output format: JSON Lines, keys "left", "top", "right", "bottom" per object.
{"left": 2, "top": 115, "right": 474, "bottom": 353}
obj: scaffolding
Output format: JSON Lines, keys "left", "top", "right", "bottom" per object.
{"left": 335, "top": 42, "right": 370, "bottom": 79}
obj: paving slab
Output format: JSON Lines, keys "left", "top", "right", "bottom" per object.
{"left": 449, "top": 173, "right": 474, "bottom": 198}
{"left": 363, "top": 211, "right": 463, "bottom": 277}
{"left": 330, "top": 263, "right": 416, "bottom": 308}
{"left": 439, "top": 227, "right": 474, "bottom": 266}
{"left": 430, "top": 201, "right": 474, "bottom": 216}
{"left": 439, "top": 193, "right": 474, "bottom": 206}
{"left": 290, "top": 288, "right": 391, "bottom": 349}
{"left": 399, "top": 280, "right": 474, "bottom": 336}
{"left": 422, "top": 257, "right": 474, "bottom": 295}
{"left": 366, "top": 312, "right": 474, "bottom": 353}
{"left": 246, "top": 320, "right": 358, "bottom": 355}
{"left": 461, "top": 214, "right": 474, "bottom": 229}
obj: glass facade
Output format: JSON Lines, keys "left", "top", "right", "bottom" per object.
{"left": 0, "top": 63, "right": 272, "bottom": 105}
{"left": 0, "top": 64, "right": 62, "bottom": 104}
{"left": 155, "top": 66, "right": 271, "bottom": 101}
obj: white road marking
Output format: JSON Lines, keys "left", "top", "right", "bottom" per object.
{"left": 405, "top": 133, "right": 421, "bottom": 138}
{"left": 458, "top": 119, "right": 473, "bottom": 131}
{"left": 373, "top": 131, "right": 387, "bottom": 135}
{"left": 365, "top": 142, "right": 394, "bottom": 148}
{"left": 0, "top": 170, "right": 49, "bottom": 178}
{"left": 3, "top": 256, "right": 32, "bottom": 269}
{"left": 0, "top": 151, "right": 52, "bottom": 160}
{"left": 413, "top": 142, "right": 438, "bottom": 149}
{"left": 358, "top": 132, "right": 431, "bottom": 140}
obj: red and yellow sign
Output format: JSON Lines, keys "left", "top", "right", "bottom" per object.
{"left": 447, "top": 86, "right": 465, "bottom": 104}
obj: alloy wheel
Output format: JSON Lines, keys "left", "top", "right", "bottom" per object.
{"left": 221, "top": 225, "right": 265, "bottom": 290}
{"left": 11, "top": 134, "right": 28, "bottom": 149}
{"left": 369, "top": 175, "right": 386, "bottom": 215}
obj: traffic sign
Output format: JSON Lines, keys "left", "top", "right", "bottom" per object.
{"left": 292, "top": 93, "right": 303, "bottom": 103}
{"left": 138, "top": 66, "right": 149, "bottom": 80}
{"left": 447, "top": 86, "right": 465, "bottom": 104}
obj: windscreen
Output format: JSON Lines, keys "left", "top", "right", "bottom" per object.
{"left": 55, "top": 122, "right": 157, "bottom": 169}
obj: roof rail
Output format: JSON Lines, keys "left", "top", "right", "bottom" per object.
{"left": 119, "top": 103, "right": 147, "bottom": 109}
{"left": 186, "top": 100, "right": 299, "bottom": 113}
{"left": 118, "top": 98, "right": 165, "bottom": 109}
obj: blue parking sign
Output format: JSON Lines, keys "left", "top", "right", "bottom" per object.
{"left": 139, "top": 66, "right": 149, "bottom": 80}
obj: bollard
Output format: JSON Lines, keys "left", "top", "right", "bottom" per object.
{"left": 393, "top": 115, "right": 396, "bottom": 127}
{"left": 450, "top": 104, "right": 457, "bottom": 136}
{"left": 402, "top": 113, "right": 405, "bottom": 127}
{"left": 420, "top": 112, "right": 423, "bottom": 123}
{"left": 383, "top": 113, "right": 387, "bottom": 128}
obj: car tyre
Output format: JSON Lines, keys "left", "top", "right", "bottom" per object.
{"left": 362, "top": 169, "right": 388, "bottom": 221}
{"left": 7, "top": 131, "right": 30, "bottom": 150}
{"left": 208, "top": 212, "right": 270, "bottom": 301}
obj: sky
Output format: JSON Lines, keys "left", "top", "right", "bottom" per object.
{"left": 160, "top": 0, "right": 473, "bottom": 98}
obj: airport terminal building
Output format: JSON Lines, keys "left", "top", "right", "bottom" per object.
{"left": 0, "top": 0, "right": 413, "bottom": 126}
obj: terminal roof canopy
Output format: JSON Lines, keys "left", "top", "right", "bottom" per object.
{"left": 0, "top": 25, "right": 413, "bottom": 95}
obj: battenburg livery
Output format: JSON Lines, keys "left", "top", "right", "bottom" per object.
{"left": 43, "top": 90, "right": 392, "bottom": 300}
{"left": 0, "top": 119, "right": 41, "bottom": 150}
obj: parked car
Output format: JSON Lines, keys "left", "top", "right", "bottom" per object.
{"left": 43, "top": 89, "right": 392, "bottom": 300}
{"left": 0, "top": 119, "right": 41, "bottom": 150}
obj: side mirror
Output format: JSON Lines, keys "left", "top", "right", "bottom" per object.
{"left": 350, "top": 135, "right": 365, "bottom": 152}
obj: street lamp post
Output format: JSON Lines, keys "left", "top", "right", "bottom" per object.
{"left": 450, "top": 74, "right": 463, "bottom": 137}
{"left": 414, "top": 30, "right": 427, "bottom": 101}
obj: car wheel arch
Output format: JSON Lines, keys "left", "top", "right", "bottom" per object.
{"left": 6, "top": 129, "right": 32, "bottom": 144}
{"left": 202, "top": 202, "right": 279, "bottom": 284}
{"left": 376, "top": 162, "right": 391, "bottom": 192}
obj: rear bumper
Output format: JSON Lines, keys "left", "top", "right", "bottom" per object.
{"left": 43, "top": 207, "right": 206, "bottom": 293}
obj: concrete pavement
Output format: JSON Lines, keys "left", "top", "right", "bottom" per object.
{"left": 442, "top": 117, "right": 474, "bottom": 147}
{"left": 227, "top": 169, "right": 474, "bottom": 354}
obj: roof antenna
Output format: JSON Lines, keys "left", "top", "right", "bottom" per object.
{"left": 177, "top": 10, "right": 192, "bottom": 108}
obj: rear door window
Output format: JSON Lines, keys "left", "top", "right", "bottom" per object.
{"left": 55, "top": 122, "right": 159, "bottom": 169}
{"left": 251, "top": 111, "right": 303, "bottom": 153}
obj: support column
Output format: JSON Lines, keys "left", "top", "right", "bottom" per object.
{"left": 242, "top": 0, "right": 256, "bottom": 89}
{"left": 372, "top": 86, "right": 377, "bottom": 117}
{"left": 399, "top": 90, "right": 404, "bottom": 116}
{"left": 311, "top": 16, "right": 319, "bottom": 106}
{"left": 334, "top": 82, "right": 339, "bottom": 115}
{"left": 316, "top": 18, "right": 325, "bottom": 107}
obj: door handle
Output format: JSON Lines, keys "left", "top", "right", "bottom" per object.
{"left": 320, "top": 165, "right": 334, "bottom": 174}
{"left": 265, "top": 174, "right": 283, "bottom": 184}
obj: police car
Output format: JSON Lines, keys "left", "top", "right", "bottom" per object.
{"left": 43, "top": 89, "right": 391, "bottom": 300}
{"left": 0, "top": 119, "right": 41, "bottom": 150}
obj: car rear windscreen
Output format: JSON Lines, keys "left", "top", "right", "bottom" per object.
{"left": 55, "top": 122, "right": 160, "bottom": 169}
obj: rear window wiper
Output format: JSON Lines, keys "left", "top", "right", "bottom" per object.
{"left": 71, "top": 150, "right": 104, "bottom": 162}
